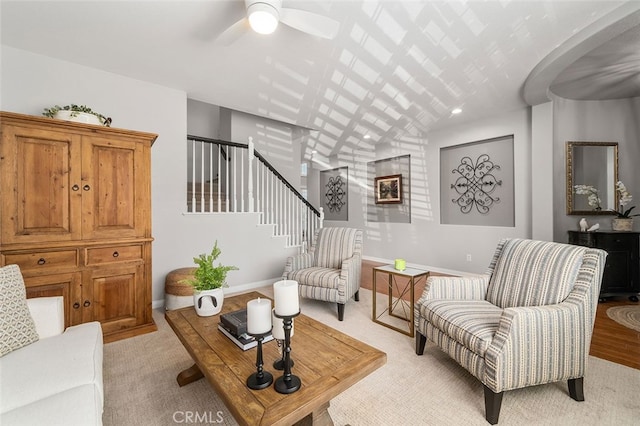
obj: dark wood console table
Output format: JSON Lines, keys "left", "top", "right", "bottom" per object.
{"left": 568, "top": 231, "right": 639, "bottom": 301}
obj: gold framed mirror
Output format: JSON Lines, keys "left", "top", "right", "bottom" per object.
{"left": 566, "top": 141, "right": 618, "bottom": 215}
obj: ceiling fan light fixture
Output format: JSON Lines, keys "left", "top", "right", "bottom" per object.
{"left": 247, "top": 3, "right": 279, "bottom": 35}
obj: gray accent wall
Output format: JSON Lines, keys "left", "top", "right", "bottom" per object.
{"left": 553, "top": 96, "right": 640, "bottom": 240}
{"left": 440, "top": 135, "right": 514, "bottom": 227}
{"left": 324, "top": 108, "right": 533, "bottom": 274}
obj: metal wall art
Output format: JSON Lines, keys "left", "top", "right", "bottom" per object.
{"left": 451, "top": 154, "right": 502, "bottom": 214}
{"left": 440, "top": 135, "right": 514, "bottom": 227}
{"left": 320, "top": 167, "right": 348, "bottom": 221}
{"left": 325, "top": 175, "right": 346, "bottom": 212}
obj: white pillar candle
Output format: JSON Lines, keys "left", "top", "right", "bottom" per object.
{"left": 273, "top": 280, "right": 299, "bottom": 316}
{"left": 272, "top": 308, "right": 294, "bottom": 340}
{"left": 246, "top": 298, "right": 272, "bottom": 335}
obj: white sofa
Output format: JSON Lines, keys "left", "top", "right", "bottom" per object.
{"left": 0, "top": 296, "right": 104, "bottom": 425}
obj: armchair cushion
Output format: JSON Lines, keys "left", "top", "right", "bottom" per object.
{"left": 26, "top": 297, "right": 65, "bottom": 339}
{"left": 486, "top": 239, "right": 586, "bottom": 308}
{"left": 289, "top": 267, "right": 341, "bottom": 290}
{"left": 419, "top": 299, "right": 503, "bottom": 356}
{"left": 0, "top": 384, "right": 103, "bottom": 426}
{"left": 0, "top": 321, "right": 104, "bottom": 414}
{"left": 0, "top": 265, "right": 39, "bottom": 357}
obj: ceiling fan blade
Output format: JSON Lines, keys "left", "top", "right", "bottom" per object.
{"left": 279, "top": 8, "right": 339, "bottom": 39}
{"left": 215, "top": 17, "right": 250, "bottom": 46}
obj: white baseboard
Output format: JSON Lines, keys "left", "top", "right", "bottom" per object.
{"left": 152, "top": 259, "right": 481, "bottom": 309}
{"left": 362, "top": 255, "right": 479, "bottom": 277}
{"left": 152, "top": 277, "right": 280, "bottom": 310}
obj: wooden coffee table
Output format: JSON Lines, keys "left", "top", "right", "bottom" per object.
{"left": 165, "top": 291, "right": 386, "bottom": 426}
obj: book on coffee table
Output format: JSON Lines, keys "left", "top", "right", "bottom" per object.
{"left": 218, "top": 323, "right": 273, "bottom": 350}
{"left": 220, "top": 308, "right": 249, "bottom": 336}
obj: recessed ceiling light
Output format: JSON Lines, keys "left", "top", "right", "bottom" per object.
{"left": 451, "top": 108, "right": 462, "bottom": 115}
{"left": 247, "top": 3, "right": 279, "bottom": 35}
{"left": 363, "top": 134, "right": 371, "bottom": 139}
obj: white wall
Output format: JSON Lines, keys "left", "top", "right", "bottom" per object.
{"left": 1, "top": 46, "right": 297, "bottom": 307}
{"left": 324, "top": 108, "right": 534, "bottom": 274}
{"left": 187, "top": 103, "right": 305, "bottom": 192}
{"left": 531, "top": 102, "right": 555, "bottom": 241}
{"left": 11, "top": 44, "right": 622, "bottom": 302}
{"left": 229, "top": 109, "right": 303, "bottom": 190}
{"left": 187, "top": 99, "right": 220, "bottom": 139}
{"left": 553, "top": 96, "right": 640, "bottom": 240}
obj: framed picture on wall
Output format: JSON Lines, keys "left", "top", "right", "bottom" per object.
{"left": 374, "top": 174, "right": 402, "bottom": 204}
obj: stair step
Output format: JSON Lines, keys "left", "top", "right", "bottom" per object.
{"left": 187, "top": 200, "right": 228, "bottom": 213}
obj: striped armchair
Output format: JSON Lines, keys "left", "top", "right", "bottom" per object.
{"left": 282, "top": 227, "right": 363, "bottom": 321}
{"left": 414, "top": 238, "right": 606, "bottom": 424}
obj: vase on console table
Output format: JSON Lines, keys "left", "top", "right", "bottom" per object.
{"left": 612, "top": 218, "right": 633, "bottom": 232}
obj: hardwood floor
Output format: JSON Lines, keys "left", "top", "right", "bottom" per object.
{"left": 361, "top": 260, "right": 640, "bottom": 370}
{"left": 591, "top": 299, "right": 640, "bottom": 369}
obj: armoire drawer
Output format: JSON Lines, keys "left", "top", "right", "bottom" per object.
{"left": 4, "top": 249, "right": 78, "bottom": 273}
{"left": 86, "top": 244, "right": 143, "bottom": 265}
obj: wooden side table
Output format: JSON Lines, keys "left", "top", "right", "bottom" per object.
{"left": 372, "top": 265, "right": 430, "bottom": 337}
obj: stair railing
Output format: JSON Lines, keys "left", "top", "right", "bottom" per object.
{"left": 187, "top": 135, "right": 323, "bottom": 249}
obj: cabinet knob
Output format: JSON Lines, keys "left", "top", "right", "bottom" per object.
{"left": 73, "top": 302, "right": 80, "bottom": 309}
{"left": 37, "top": 258, "right": 46, "bottom": 265}
{"left": 112, "top": 251, "right": 119, "bottom": 258}
{"left": 72, "top": 184, "right": 80, "bottom": 191}
{"left": 83, "top": 184, "right": 91, "bottom": 191}
{"left": 83, "top": 300, "right": 91, "bottom": 307}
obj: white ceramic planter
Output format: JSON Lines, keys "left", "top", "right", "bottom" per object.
{"left": 193, "top": 288, "right": 224, "bottom": 317}
{"left": 54, "top": 110, "right": 103, "bottom": 125}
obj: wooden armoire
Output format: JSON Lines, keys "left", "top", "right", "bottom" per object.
{"left": 0, "top": 111, "right": 157, "bottom": 342}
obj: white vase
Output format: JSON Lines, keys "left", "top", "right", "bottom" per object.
{"left": 193, "top": 288, "right": 224, "bottom": 316}
{"left": 611, "top": 218, "right": 633, "bottom": 231}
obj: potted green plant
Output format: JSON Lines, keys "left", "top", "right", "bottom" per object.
{"left": 182, "top": 241, "right": 238, "bottom": 316}
{"left": 43, "top": 104, "right": 112, "bottom": 127}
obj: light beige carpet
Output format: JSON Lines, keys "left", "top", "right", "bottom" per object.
{"left": 104, "top": 288, "right": 640, "bottom": 426}
{"left": 606, "top": 305, "right": 640, "bottom": 333}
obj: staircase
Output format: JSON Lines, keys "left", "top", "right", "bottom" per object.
{"left": 186, "top": 136, "right": 323, "bottom": 250}
{"left": 187, "top": 180, "right": 229, "bottom": 212}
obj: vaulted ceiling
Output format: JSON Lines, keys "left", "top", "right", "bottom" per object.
{"left": 2, "top": 1, "right": 639, "bottom": 160}
{"left": 550, "top": 22, "right": 640, "bottom": 100}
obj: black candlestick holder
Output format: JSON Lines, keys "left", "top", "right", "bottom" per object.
{"left": 246, "top": 331, "right": 273, "bottom": 390}
{"left": 273, "top": 311, "right": 301, "bottom": 394}
{"left": 273, "top": 339, "right": 295, "bottom": 370}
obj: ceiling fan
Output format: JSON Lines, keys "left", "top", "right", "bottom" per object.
{"left": 217, "top": 0, "right": 339, "bottom": 45}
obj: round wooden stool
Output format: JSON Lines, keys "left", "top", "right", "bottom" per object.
{"left": 165, "top": 267, "right": 196, "bottom": 310}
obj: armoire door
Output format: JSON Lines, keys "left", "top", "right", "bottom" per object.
{"left": 81, "top": 135, "right": 150, "bottom": 240}
{"left": 0, "top": 125, "right": 82, "bottom": 244}
{"left": 85, "top": 263, "right": 145, "bottom": 334}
